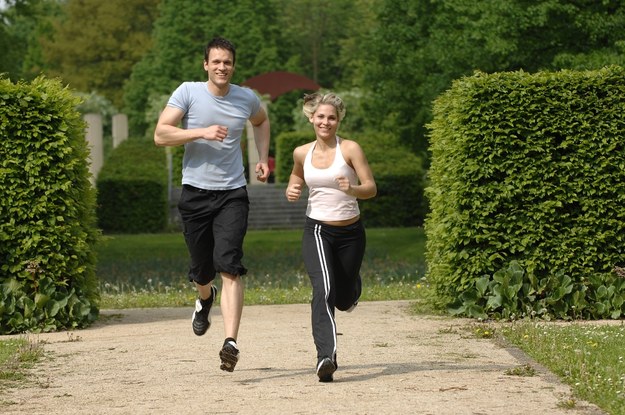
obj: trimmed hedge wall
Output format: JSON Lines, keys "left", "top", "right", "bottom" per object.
{"left": 364, "top": 132, "right": 426, "bottom": 227}
{"left": 426, "top": 66, "right": 625, "bottom": 319}
{"left": 96, "top": 139, "right": 168, "bottom": 233}
{"left": 275, "top": 130, "right": 425, "bottom": 227}
{"left": 275, "top": 131, "right": 306, "bottom": 184}
{"left": 0, "top": 77, "right": 100, "bottom": 334}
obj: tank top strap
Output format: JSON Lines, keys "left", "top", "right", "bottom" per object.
{"left": 304, "top": 141, "right": 316, "bottom": 169}
{"left": 334, "top": 136, "right": 346, "bottom": 166}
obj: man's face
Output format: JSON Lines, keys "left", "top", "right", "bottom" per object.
{"left": 204, "top": 47, "right": 235, "bottom": 88}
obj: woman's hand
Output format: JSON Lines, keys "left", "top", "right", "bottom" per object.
{"left": 335, "top": 176, "right": 352, "bottom": 195}
{"left": 286, "top": 183, "right": 303, "bottom": 202}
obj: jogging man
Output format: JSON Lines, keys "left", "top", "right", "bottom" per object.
{"left": 154, "top": 37, "right": 270, "bottom": 372}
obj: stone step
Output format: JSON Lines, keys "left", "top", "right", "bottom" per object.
{"left": 247, "top": 184, "right": 308, "bottom": 229}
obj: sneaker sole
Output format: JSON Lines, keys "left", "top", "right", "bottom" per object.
{"left": 192, "top": 317, "right": 210, "bottom": 336}
{"left": 219, "top": 346, "right": 239, "bottom": 372}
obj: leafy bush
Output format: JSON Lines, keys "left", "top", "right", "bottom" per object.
{"left": 96, "top": 139, "right": 168, "bottom": 233}
{"left": 453, "top": 261, "right": 625, "bottom": 321}
{"left": 275, "top": 131, "right": 309, "bottom": 183}
{"left": 0, "top": 76, "right": 100, "bottom": 334}
{"left": 426, "top": 66, "right": 625, "bottom": 319}
{"left": 359, "top": 131, "right": 425, "bottom": 227}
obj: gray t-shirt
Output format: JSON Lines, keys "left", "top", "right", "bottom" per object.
{"left": 167, "top": 82, "right": 261, "bottom": 190}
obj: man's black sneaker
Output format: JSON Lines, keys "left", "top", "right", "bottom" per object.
{"left": 316, "top": 357, "right": 336, "bottom": 382}
{"left": 191, "top": 285, "right": 217, "bottom": 336}
{"left": 219, "top": 339, "right": 240, "bottom": 372}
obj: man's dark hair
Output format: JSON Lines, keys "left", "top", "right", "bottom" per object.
{"left": 205, "top": 37, "right": 236, "bottom": 65}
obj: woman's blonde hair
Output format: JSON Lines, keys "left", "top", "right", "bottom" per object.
{"left": 302, "top": 92, "right": 346, "bottom": 122}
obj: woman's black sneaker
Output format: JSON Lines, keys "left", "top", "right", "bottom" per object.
{"left": 316, "top": 357, "right": 336, "bottom": 382}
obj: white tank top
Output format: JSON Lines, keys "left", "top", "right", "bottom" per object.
{"left": 304, "top": 136, "right": 360, "bottom": 221}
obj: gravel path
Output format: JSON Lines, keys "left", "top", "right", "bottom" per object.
{"left": 0, "top": 301, "right": 606, "bottom": 414}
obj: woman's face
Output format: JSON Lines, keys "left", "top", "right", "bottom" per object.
{"left": 310, "top": 104, "right": 339, "bottom": 140}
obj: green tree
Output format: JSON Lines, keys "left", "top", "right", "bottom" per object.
{"left": 363, "top": 0, "right": 625, "bottom": 155}
{"left": 332, "top": 0, "right": 380, "bottom": 90}
{"left": 41, "top": 0, "right": 159, "bottom": 109}
{"left": 550, "top": 1, "right": 625, "bottom": 69}
{"left": 0, "top": 0, "right": 60, "bottom": 81}
{"left": 278, "top": 0, "right": 350, "bottom": 86}
{"left": 0, "top": 1, "right": 29, "bottom": 79}
{"left": 276, "top": 0, "right": 378, "bottom": 89}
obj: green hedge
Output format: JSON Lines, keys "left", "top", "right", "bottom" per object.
{"left": 0, "top": 77, "right": 99, "bottom": 334}
{"left": 275, "top": 130, "right": 425, "bottom": 227}
{"left": 426, "top": 66, "right": 625, "bottom": 319}
{"left": 96, "top": 139, "right": 168, "bottom": 233}
{"left": 362, "top": 131, "right": 425, "bottom": 227}
{"left": 275, "top": 131, "right": 307, "bottom": 184}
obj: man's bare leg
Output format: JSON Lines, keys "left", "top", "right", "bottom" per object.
{"left": 195, "top": 281, "right": 214, "bottom": 301}
{"left": 219, "top": 272, "right": 243, "bottom": 371}
{"left": 220, "top": 272, "right": 243, "bottom": 340}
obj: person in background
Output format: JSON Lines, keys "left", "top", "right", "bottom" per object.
{"left": 154, "top": 37, "right": 270, "bottom": 372}
{"left": 285, "top": 92, "right": 376, "bottom": 382}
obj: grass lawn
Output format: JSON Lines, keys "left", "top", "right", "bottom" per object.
{"left": 96, "top": 227, "right": 427, "bottom": 308}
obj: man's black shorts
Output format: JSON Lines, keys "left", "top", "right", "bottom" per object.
{"left": 178, "top": 184, "right": 249, "bottom": 285}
